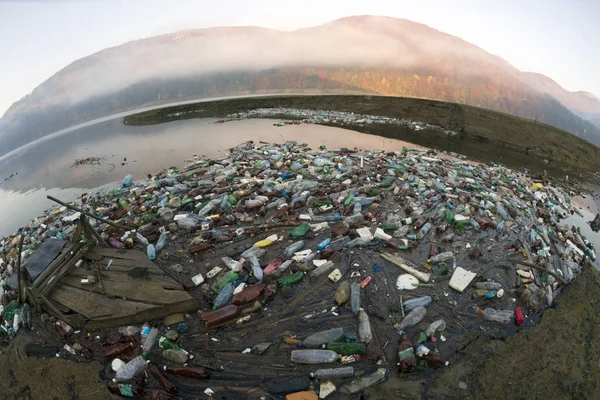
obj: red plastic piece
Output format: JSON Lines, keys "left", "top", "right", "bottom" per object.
{"left": 515, "top": 307, "right": 524, "bottom": 325}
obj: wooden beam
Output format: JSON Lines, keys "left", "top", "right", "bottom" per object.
{"left": 39, "top": 243, "right": 90, "bottom": 297}
{"left": 82, "top": 217, "right": 108, "bottom": 247}
{"left": 47, "top": 195, "right": 136, "bottom": 230}
{"left": 32, "top": 242, "right": 79, "bottom": 290}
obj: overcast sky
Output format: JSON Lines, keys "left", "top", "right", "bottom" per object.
{"left": 0, "top": 0, "right": 598, "bottom": 116}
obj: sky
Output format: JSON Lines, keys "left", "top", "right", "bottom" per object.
{"left": 0, "top": 0, "right": 598, "bottom": 116}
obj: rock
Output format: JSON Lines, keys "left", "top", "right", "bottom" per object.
{"left": 250, "top": 342, "right": 271, "bottom": 355}
{"left": 71, "top": 342, "right": 83, "bottom": 351}
{"left": 165, "top": 330, "right": 179, "bottom": 341}
{"left": 164, "top": 313, "right": 185, "bottom": 326}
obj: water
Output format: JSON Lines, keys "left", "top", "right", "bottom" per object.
{"left": 0, "top": 116, "right": 419, "bottom": 237}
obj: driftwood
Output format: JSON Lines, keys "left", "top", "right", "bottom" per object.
{"left": 47, "top": 195, "right": 136, "bottom": 230}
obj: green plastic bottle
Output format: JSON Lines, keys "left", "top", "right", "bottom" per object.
{"left": 325, "top": 342, "right": 366, "bottom": 355}
{"left": 344, "top": 194, "right": 355, "bottom": 206}
{"left": 288, "top": 223, "right": 311, "bottom": 240}
{"left": 158, "top": 336, "right": 184, "bottom": 351}
{"left": 2, "top": 300, "right": 21, "bottom": 321}
{"left": 276, "top": 271, "right": 304, "bottom": 287}
{"left": 444, "top": 209, "right": 455, "bottom": 224}
{"left": 210, "top": 271, "right": 238, "bottom": 296}
{"left": 453, "top": 219, "right": 471, "bottom": 230}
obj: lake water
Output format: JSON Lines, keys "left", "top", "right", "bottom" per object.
{"left": 0, "top": 116, "right": 418, "bottom": 237}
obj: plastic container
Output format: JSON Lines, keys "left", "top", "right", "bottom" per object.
{"left": 427, "top": 251, "right": 453, "bottom": 263}
{"left": 141, "top": 328, "right": 158, "bottom": 353}
{"left": 403, "top": 296, "right": 432, "bottom": 313}
{"left": 340, "top": 368, "right": 387, "bottom": 394}
{"left": 232, "top": 283, "right": 265, "bottom": 305}
{"left": 310, "top": 366, "right": 355, "bottom": 379}
{"left": 201, "top": 305, "right": 240, "bottom": 327}
{"left": 424, "top": 319, "right": 446, "bottom": 337}
{"left": 114, "top": 355, "right": 147, "bottom": 382}
{"left": 284, "top": 241, "right": 305, "bottom": 258}
{"left": 358, "top": 309, "right": 373, "bottom": 343}
{"left": 155, "top": 232, "right": 166, "bottom": 253}
{"left": 483, "top": 308, "right": 513, "bottom": 324}
{"left": 249, "top": 256, "right": 263, "bottom": 282}
{"left": 213, "top": 283, "right": 235, "bottom": 309}
{"left": 311, "top": 261, "right": 335, "bottom": 277}
{"left": 350, "top": 283, "right": 361, "bottom": 316}
{"left": 302, "top": 327, "right": 345, "bottom": 348}
{"left": 335, "top": 281, "right": 350, "bottom": 305}
{"left": 398, "top": 307, "right": 426, "bottom": 330}
{"left": 290, "top": 350, "right": 338, "bottom": 364}
{"left": 146, "top": 244, "right": 156, "bottom": 260}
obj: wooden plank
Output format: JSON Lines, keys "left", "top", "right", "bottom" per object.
{"left": 85, "top": 298, "right": 200, "bottom": 330}
{"left": 39, "top": 243, "right": 91, "bottom": 297}
{"left": 90, "top": 256, "right": 162, "bottom": 272}
{"left": 32, "top": 242, "right": 79, "bottom": 289}
{"left": 49, "top": 284, "right": 157, "bottom": 319}
{"left": 67, "top": 268, "right": 181, "bottom": 289}
{"left": 82, "top": 216, "right": 108, "bottom": 247}
{"left": 89, "top": 262, "right": 164, "bottom": 276}
{"left": 60, "top": 275, "right": 190, "bottom": 305}
{"left": 38, "top": 294, "right": 81, "bottom": 329}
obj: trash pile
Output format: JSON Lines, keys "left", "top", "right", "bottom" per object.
{"left": 0, "top": 139, "right": 597, "bottom": 398}
{"left": 228, "top": 108, "right": 459, "bottom": 136}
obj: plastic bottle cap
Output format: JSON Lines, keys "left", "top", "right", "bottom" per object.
{"left": 111, "top": 358, "right": 126, "bottom": 372}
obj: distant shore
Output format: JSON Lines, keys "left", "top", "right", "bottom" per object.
{"left": 123, "top": 95, "right": 600, "bottom": 179}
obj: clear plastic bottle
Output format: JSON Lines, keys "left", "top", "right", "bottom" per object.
{"left": 416, "top": 223, "right": 431, "bottom": 240}
{"left": 474, "top": 282, "right": 502, "bottom": 290}
{"left": 302, "top": 327, "right": 345, "bottom": 348}
{"left": 291, "top": 350, "right": 338, "bottom": 364}
{"left": 155, "top": 232, "right": 166, "bottom": 253}
{"left": 398, "top": 306, "right": 426, "bottom": 330}
{"left": 310, "top": 367, "right": 354, "bottom": 379}
{"left": 351, "top": 282, "right": 361, "bottom": 316}
{"left": 140, "top": 323, "right": 151, "bottom": 345}
{"left": 335, "top": 281, "right": 350, "bottom": 305}
{"left": 146, "top": 244, "right": 156, "bottom": 260}
{"left": 241, "top": 246, "right": 266, "bottom": 260}
{"left": 358, "top": 309, "right": 373, "bottom": 343}
{"left": 347, "top": 237, "right": 371, "bottom": 248}
{"left": 311, "top": 261, "right": 335, "bottom": 277}
{"left": 249, "top": 256, "right": 263, "bottom": 282}
{"left": 427, "top": 251, "right": 453, "bottom": 263}
{"left": 403, "top": 296, "right": 432, "bottom": 313}
{"left": 142, "top": 328, "right": 158, "bottom": 353}
{"left": 213, "top": 283, "right": 235, "bottom": 310}
{"left": 114, "top": 355, "right": 148, "bottom": 382}
{"left": 277, "top": 260, "right": 293, "bottom": 272}
{"left": 340, "top": 368, "right": 387, "bottom": 394}
{"left": 424, "top": 319, "right": 446, "bottom": 338}
{"left": 284, "top": 241, "right": 305, "bottom": 258}
{"left": 482, "top": 308, "right": 513, "bottom": 324}
{"left": 221, "top": 256, "right": 242, "bottom": 272}
{"left": 163, "top": 348, "right": 189, "bottom": 363}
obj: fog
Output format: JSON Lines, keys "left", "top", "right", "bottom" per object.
{"left": 29, "top": 17, "right": 511, "bottom": 108}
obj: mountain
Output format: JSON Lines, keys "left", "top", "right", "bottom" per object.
{"left": 2, "top": 15, "right": 600, "bottom": 155}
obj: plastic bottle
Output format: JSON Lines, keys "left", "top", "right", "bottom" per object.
{"left": 163, "top": 348, "right": 189, "bottom": 364}
{"left": 358, "top": 309, "right": 373, "bottom": 343}
{"left": 310, "top": 366, "right": 355, "bottom": 379}
{"left": 114, "top": 355, "right": 148, "bottom": 382}
{"left": 142, "top": 328, "right": 158, "bottom": 353}
{"left": 284, "top": 241, "right": 305, "bottom": 258}
{"left": 302, "top": 328, "right": 345, "bottom": 348}
{"left": 288, "top": 223, "right": 311, "bottom": 240}
{"left": 148, "top": 364, "right": 178, "bottom": 394}
{"left": 351, "top": 283, "right": 361, "bottom": 316}
{"left": 311, "top": 261, "right": 335, "bottom": 277}
{"left": 241, "top": 246, "right": 266, "bottom": 260}
{"left": 420, "top": 350, "right": 449, "bottom": 368}
{"left": 146, "top": 244, "right": 156, "bottom": 261}
{"left": 398, "top": 307, "right": 426, "bottom": 330}
{"left": 482, "top": 308, "right": 513, "bottom": 324}
{"left": 276, "top": 271, "right": 304, "bottom": 287}
{"left": 427, "top": 251, "right": 453, "bottom": 263}
{"left": 416, "top": 223, "right": 431, "bottom": 240}
{"left": 254, "top": 234, "right": 278, "bottom": 248}
{"left": 155, "top": 232, "right": 166, "bottom": 253}
{"left": 122, "top": 174, "right": 134, "bottom": 188}
{"left": 164, "top": 366, "right": 209, "bottom": 380}
{"left": 403, "top": 296, "right": 432, "bottom": 313}
{"left": 108, "top": 382, "right": 143, "bottom": 397}
{"left": 324, "top": 342, "right": 366, "bottom": 355}
{"left": 201, "top": 305, "right": 240, "bottom": 328}
{"left": 424, "top": 319, "right": 446, "bottom": 338}
{"left": 213, "top": 283, "right": 235, "bottom": 309}
{"left": 232, "top": 283, "right": 265, "bottom": 305}
{"left": 277, "top": 260, "right": 293, "bottom": 272}
{"left": 474, "top": 282, "right": 502, "bottom": 290}
{"left": 221, "top": 256, "right": 242, "bottom": 272}
{"left": 347, "top": 237, "right": 371, "bottom": 248}
{"left": 335, "top": 281, "right": 350, "bottom": 305}
{"left": 291, "top": 350, "right": 339, "bottom": 364}
{"left": 210, "top": 270, "right": 238, "bottom": 296}
{"left": 340, "top": 368, "right": 387, "bottom": 394}
{"left": 397, "top": 334, "right": 417, "bottom": 373}
{"left": 317, "top": 238, "right": 331, "bottom": 250}
{"left": 249, "top": 256, "right": 263, "bottom": 282}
